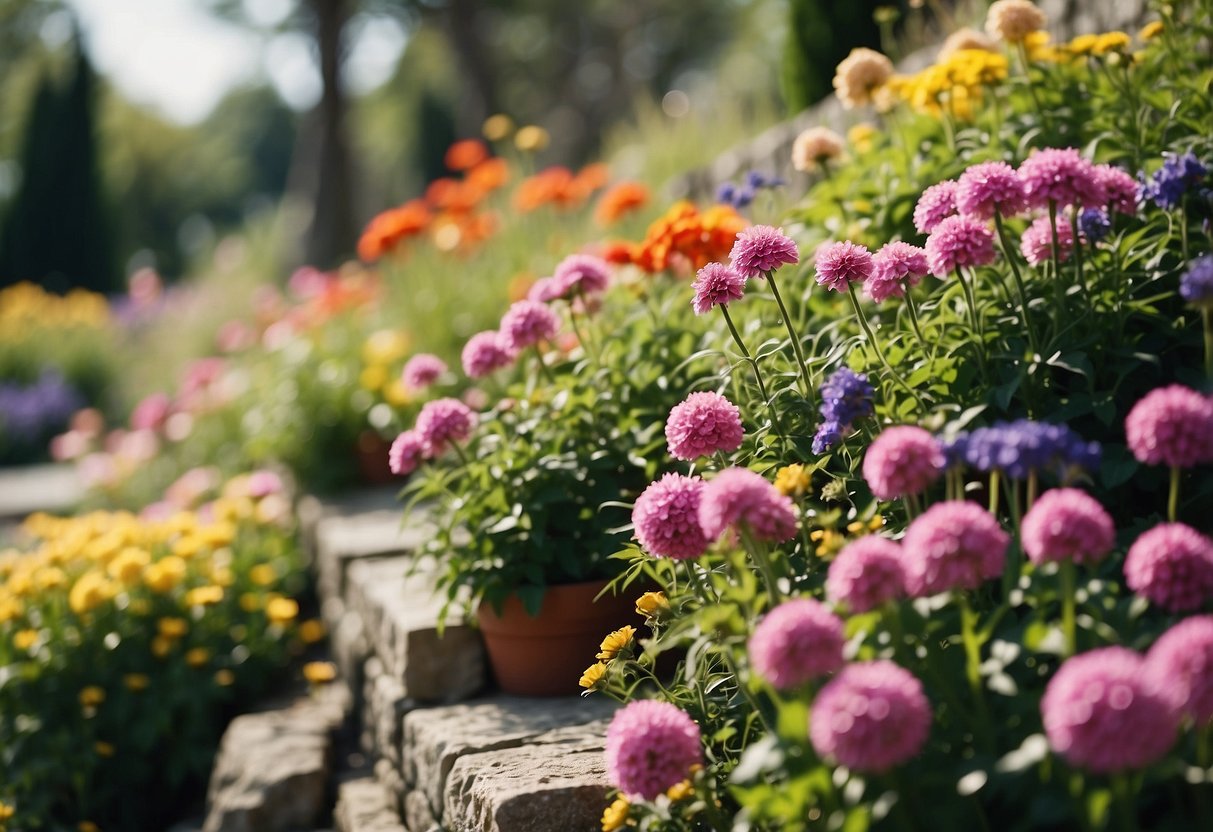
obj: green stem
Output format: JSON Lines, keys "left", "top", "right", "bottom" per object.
{"left": 1004, "top": 478, "right": 1024, "bottom": 602}
{"left": 1202, "top": 307, "right": 1213, "bottom": 379}
{"left": 741, "top": 528, "right": 782, "bottom": 607}
{"left": 958, "top": 594, "right": 994, "bottom": 753}
{"left": 451, "top": 442, "right": 472, "bottom": 468}
{"left": 567, "top": 303, "right": 597, "bottom": 366}
{"left": 1110, "top": 773, "right": 1139, "bottom": 832}
{"left": 1060, "top": 559, "right": 1078, "bottom": 658}
{"left": 904, "top": 287, "right": 928, "bottom": 345}
{"left": 956, "top": 266, "right": 983, "bottom": 339}
{"left": 988, "top": 470, "right": 1000, "bottom": 515}
{"left": 1049, "top": 202, "right": 1064, "bottom": 322}
{"left": 994, "top": 212, "right": 1041, "bottom": 357}
{"left": 533, "top": 345, "right": 556, "bottom": 385}
{"left": 1071, "top": 211, "right": 1086, "bottom": 306}
{"left": 720, "top": 305, "right": 786, "bottom": 444}
{"left": 846, "top": 282, "right": 926, "bottom": 411}
{"left": 766, "top": 269, "right": 815, "bottom": 406}
{"left": 1168, "top": 465, "right": 1181, "bottom": 522}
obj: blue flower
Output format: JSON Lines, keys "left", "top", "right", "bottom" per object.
{"left": 813, "top": 367, "right": 874, "bottom": 453}
{"left": 1180, "top": 254, "right": 1213, "bottom": 307}
{"left": 812, "top": 421, "right": 843, "bottom": 455}
{"left": 946, "top": 420, "right": 1100, "bottom": 480}
{"left": 1141, "top": 152, "right": 1207, "bottom": 210}
{"left": 1078, "top": 208, "right": 1111, "bottom": 243}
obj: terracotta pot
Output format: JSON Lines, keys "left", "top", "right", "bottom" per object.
{"left": 477, "top": 578, "right": 638, "bottom": 697}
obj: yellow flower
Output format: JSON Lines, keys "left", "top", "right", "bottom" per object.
{"left": 303, "top": 661, "right": 337, "bottom": 684}
{"left": 266, "top": 596, "right": 299, "bottom": 623}
{"left": 299, "top": 619, "right": 326, "bottom": 644}
{"left": 107, "top": 547, "right": 150, "bottom": 585}
{"left": 666, "top": 779, "right": 694, "bottom": 801}
{"left": 151, "top": 636, "right": 173, "bottom": 658}
{"left": 215, "top": 668, "right": 235, "bottom": 686}
{"left": 596, "top": 626, "right": 636, "bottom": 661}
{"left": 240, "top": 592, "right": 262, "bottom": 612}
{"left": 1139, "top": 20, "right": 1163, "bottom": 41}
{"left": 514, "top": 125, "right": 550, "bottom": 153}
{"left": 211, "top": 566, "right": 235, "bottom": 587}
{"left": 143, "top": 556, "right": 187, "bottom": 593}
{"left": 0, "top": 593, "right": 23, "bottom": 623}
{"left": 1092, "top": 31, "right": 1131, "bottom": 55}
{"left": 847, "top": 515, "right": 886, "bottom": 536}
{"left": 773, "top": 464, "right": 812, "bottom": 499}
{"left": 78, "top": 822, "right": 100, "bottom": 832}
{"left": 362, "top": 329, "right": 409, "bottom": 366}
{"left": 0, "top": 801, "right": 14, "bottom": 820}
{"left": 94, "top": 741, "right": 115, "bottom": 757}
{"left": 36, "top": 565, "right": 67, "bottom": 590}
{"left": 123, "top": 673, "right": 150, "bottom": 692}
{"left": 359, "top": 365, "right": 389, "bottom": 392}
{"left": 171, "top": 536, "right": 203, "bottom": 560}
{"left": 579, "top": 661, "right": 608, "bottom": 690}
{"left": 13, "top": 629, "right": 38, "bottom": 650}
{"left": 185, "top": 647, "right": 211, "bottom": 668}
{"left": 158, "top": 617, "right": 189, "bottom": 638}
{"left": 68, "top": 571, "right": 115, "bottom": 615}
{"left": 185, "top": 585, "right": 224, "bottom": 607}
{"left": 601, "top": 795, "right": 629, "bottom": 832}
{"left": 634, "top": 591, "right": 669, "bottom": 621}
{"left": 482, "top": 113, "right": 514, "bottom": 141}
{"left": 198, "top": 522, "right": 236, "bottom": 548}
{"left": 79, "top": 686, "right": 106, "bottom": 707}
{"left": 1066, "top": 33, "right": 1099, "bottom": 56}
{"left": 811, "top": 529, "right": 846, "bottom": 558}
{"left": 383, "top": 379, "right": 411, "bottom": 408}
{"left": 249, "top": 564, "right": 277, "bottom": 587}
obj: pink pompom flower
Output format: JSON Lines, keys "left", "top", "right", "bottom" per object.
{"left": 499, "top": 299, "right": 559, "bottom": 353}
{"left": 461, "top": 330, "right": 516, "bottom": 378}
{"left": 815, "top": 241, "right": 873, "bottom": 293}
{"left": 414, "top": 398, "right": 476, "bottom": 457}
{"left": 552, "top": 253, "right": 611, "bottom": 298}
{"left": 729, "top": 225, "right": 800, "bottom": 278}
{"left": 925, "top": 215, "right": 996, "bottom": 277}
{"left": 1124, "top": 384, "right": 1213, "bottom": 467}
{"left": 632, "top": 473, "right": 710, "bottom": 560}
{"left": 809, "top": 660, "right": 931, "bottom": 773}
{"left": 526, "top": 276, "right": 562, "bottom": 303}
{"left": 665, "top": 391, "right": 744, "bottom": 461}
{"left": 1041, "top": 646, "right": 1178, "bottom": 773}
{"left": 1018, "top": 147, "right": 1106, "bottom": 210}
{"left": 699, "top": 467, "right": 798, "bottom": 543}
{"left": 866, "top": 242, "right": 928, "bottom": 303}
{"left": 903, "top": 501, "right": 1009, "bottom": 596}
{"left": 748, "top": 598, "right": 846, "bottom": 690}
{"left": 131, "top": 393, "right": 172, "bottom": 432}
{"left": 1019, "top": 214, "right": 1074, "bottom": 267}
{"left": 691, "top": 262, "right": 747, "bottom": 315}
{"left": 1095, "top": 164, "right": 1140, "bottom": 216}
{"left": 1147, "top": 616, "right": 1213, "bottom": 725}
{"left": 862, "top": 426, "right": 944, "bottom": 500}
{"left": 605, "top": 700, "right": 702, "bottom": 800}
{"left": 913, "top": 180, "right": 958, "bottom": 235}
{"left": 956, "top": 161, "right": 1028, "bottom": 219}
{"left": 1124, "top": 522, "right": 1213, "bottom": 613}
{"left": 826, "top": 535, "right": 907, "bottom": 612}
{"left": 388, "top": 430, "right": 425, "bottom": 475}
{"left": 402, "top": 354, "right": 447, "bottom": 390}
{"left": 1020, "top": 488, "right": 1115, "bottom": 566}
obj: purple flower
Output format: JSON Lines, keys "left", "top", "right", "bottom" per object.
{"left": 1020, "top": 215, "right": 1074, "bottom": 266}
{"left": 952, "top": 420, "right": 1101, "bottom": 479}
{"left": 729, "top": 225, "right": 800, "bottom": 278}
{"left": 913, "top": 180, "right": 958, "bottom": 235}
{"left": 866, "top": 242, "right": 928, "bottom": 303}
{"left": 1147, "top": 616, "right": 1213, "bottom": 725}
{"left": 388, "top": 430, "right": 425, "bottom": 475}
{"left": 665, "top": 391, "right": 744, "bottom": 461}
{"left": 956, "top": 161, "right": 1028, "bottom": 219}
{"left": 691, "top": 263, "right": 747, "bottom": 315}
{"left": 1020, "top": 488, "right": 1115, "bottom": 566}
{"left": 809, "top": 661, "right": 931, "bottom": 773}
{"left": 499, "top": 300, "right": 559, "bottom": 352}
{"left": 552, "top": 253, "right": 611, "bottom": 298}
{"left": 1125, "top": 384, "right": 1213, "bottom": 467}
{"left": 903, "top": 501, "right": 1008, "bottom": 596}
{"left": 814, "top": 367, "right": 874, "bottom": 453}
{"left": 605, "top": 700, "right": 702, "bottom": 800}
{"left": 402, "top": 354, "right": 447, "bottom": 390}
{"left": 812, "top": 421, "right": 843, "bottom": 455}
{"left": 1078, "top": 208, "right": 1111, "bottom": 244}
{"left": 632, "top": 473, "right": 710, "bottom": 560}
{"left": 1018, "top": 147, "right": 1106, "bottom": 210}
{"left": 925, "top": 215, "right": 996, "bottom": 277}
{"left": 827, "top": 536, "right": 906, "bottom": 613}
{"left": 1041, "top": 647, "right": 1178, "bottom": 773}
{"left": 1124, "top": 523, "right": 1213, "bottom": 613}
{"left": 413, "top": 398, "right": 476, "bottom": 457}
{"left": 863, "top": 426, "right": 944, "bottom": 500}
{"left": 1094, "top": 164, "right": 1140, "bottom": 216}
{"left": 0, "top": 371, "right": 83, "bottom": 443}
{"left": 526, "top": 276, "right": 561, "bottom": 303}
{"left": 1180, "top": 254, "right": 1213, "bottom": 307}
{"left": 461, "top": 330, "right": 516, "bottom": 378}
{"left": 814, "top": 241, "right": 873, "bottom": 292}
{"left": 699, "top": 467, "right": 799, "bottom": 543}
{"left": 748, "top": 598, "right": 845, "bottom": 690}
{"left": 1141, "top": 151, "right": 1207, "bottom": 210}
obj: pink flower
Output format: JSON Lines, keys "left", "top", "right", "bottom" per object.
{"left": 130, "top": 393, "right": 172, "bottom": 432}
{"left": 862, "top": 426, "right": 944, "bottom": 500}
{"left": 414, "top": 398, "right": 476, "bottom": 457}
{"left": 500, "top": 300, "right": 559, "bottom": 352}
{"left": 552, "top": 253, "right": 611, "bottom": 298}
{"left": 729, "top": 225, "right": 800, "bottom": 278}
{"left": 814, "top": 241, "right": 873, "bottom": 292}
{"left": 699, "top": 467, "right": 798, "bottom": 543}
{"left": 1018, "top": 147, "right": 1106, "bottom": 210}
{"left": 925, "top": 215, "right": 996, "bottom": 277}
{"left": 605, "top": 700, "right": 702, "bottom": 800}
{"left": 903, "top": 501, "right": 1009, "bottom": 596}
{"left": 1041, "top": 647, "right": 1178, "bottom": 773}
{"left": 691, "top": 262, "right": 747, "bottom": 315}
{"left": 827, "top": 536, "right": 906, "bottom": 612}
{"left": 1147, "top": 616, "right": 1213, "bottom": 724}
{"left": 527, "top": 276, "right": 562, "bottom": 303}
{"left": 1095, "top": 164, "right": 1140, "bottom": 216}
{"left": 956, "top": 161, "right": 1028, "bottom": 219}
{"left": 809, "top": 660, "right": 931, "bottom": 773}
{"left": 461, "top": 331, "right": 516, "bottom": 378}
{"left": 866, "top": 242, "right": 929, "bottom": 303}
{"left": 246, "top": 470, "right": 284, "bottom": 498}
{"left": 388, "top": 430, "right": 425, "bottom": 475}
{"left": 1020, "top": 214, "right": 1074, "bottom": 266}
{"left": 913, "top": 180, "right": 958, "bottom": 234}
{"left": 1125, "top": 384, "right": 1213, "bottom": 467}
{"left": 748, "top": 598, "right": 845, "bottom": 690}
{"left": 1124, "top": 523, "right": 1213, "bottom": 613}
{"left": 632, "top": 473, "right": 710, "bottom": 560}
{"left": 665, "top": 391, "right": 744, "bottom": 461}
{"left": 402, "top": 354, "right": 447, "bottom": 390}
{"left": 1020, "top": 488, "right": 1115, "bottom": 565}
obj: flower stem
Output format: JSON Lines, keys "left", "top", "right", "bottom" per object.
{"left": 1202, "top": 307, "right": 1213, "bottom": 378}
{"left": 766, "top": 269, "right": 815, "bottom": 406}
{"left": 1111, "top": 774, "right": 1140, "bottom": 832}
{"left": 451, "top": 442, "right": 472, "bottom": 468}
{"left": 904, "top": 286, "right": 928, "bottom": 343}
{"left": 846, "top": 282, "right": 926, "bottom": 411}
{"left": 1049, "top": 201, "right": 1065, "bottom": 320}
{"left": 1059, "top": 559, "right": 1078, "bottom": 658}
{"left": 958, "top": 594, "right": 994, "bottom": 752}
{"left": 955, "top": 266, "right": 983, "bottom": 339}
{"left": 533, "top": 344, "right": 556, "bottom": 385}
{"left": 994, "top": 212, "right": 1041, "bottom": 357}
{"left": 720, "top": 305, "right": 787, "bottom": 444}
{"left": 741, "top": 528, "right": 782, "bottom": 607}
{"left": 1168, "top": 465, "right": 1181, "bottom": 522}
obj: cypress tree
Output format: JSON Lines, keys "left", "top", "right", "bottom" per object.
{"left": 780, "top": 0, "right": 888, "bottom": 115}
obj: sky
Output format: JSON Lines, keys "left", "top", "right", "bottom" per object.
{"left": 59, "top": 0, "right": 407, "bottom": 124}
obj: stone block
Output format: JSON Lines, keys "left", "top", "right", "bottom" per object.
{"left": 361, "top": 657, "right": 412, "bottom": 767}
{"left": 315, "top": 502, "right": 435, "bottom": 602}
{"left": 334, "top": 776, "right": 408, "bottom": 832}
{"left": 374, "top": 757, "right": 408, "bottom": 812}
{"left": 405, "top": 789, "right": 440, "bottom": 832}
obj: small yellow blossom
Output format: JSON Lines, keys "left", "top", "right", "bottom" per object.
{"left": 299, "top": 619, "right": 326, "bottom": 644}
{"left": 482, "top": 113, "right": 514, "bottom": 141}
{"left": 13, "top": 629, "right": 38, "bottom": 650}
{"left": 157, "top": 617, "right": 189, "bottom": 638}
{"left": 185, "top": 647, "right": 211, "bottom": 668}
{"left": 240, "top": 592, "right": 262, "bottom": 612}
{"left": 171, "top": 535, "right": 203, "bottom": 560}
{"left": 94, "top": 741, "right": 115, "bottom": 757}
{"left": 184, "top": 585, "right": 224, "bottom": 607}
{"left": 634, "top": 591, "right": 670, "bottom": 621}
{"left": 250, "top": 564, "right": 277, "bottom": 586}
{"left": 107, "top": 547, "right": 150, "bottom": 585}
{"left": 143, "top": 556, "right": 187, "bottom": 593}
{"left": 362, "top": 329, "right": 409, "bottom": 366}
{"left": 215, "top": 669, "right": 235, "bottom": 686}
{"left": 198, "top": 522, "right": 236, "bottom": 548}
{"left": 846, "top": 123, "right": 878, "bottom": 154}
{"left": 383, "top": 379, "right": 411, "bottom": 408}
{"left": 69, "top": 571, "right": 115, "bottom": 615}
{"left": 35, "top": 566, "right": 67, "bottom": 590}
{"left": 359, "top": 365, "right": 389, "bottom": 392}
{"left": 151, "top": 636, "right": 174, "bottom": 658}
{"left": 579, "top": 661, "right": 608, "bottom": 690}
{"left": 1139, "top": 20, "right": 1163, "bottom": 41}
{"left": 266, "top": 596, "right": 299, "bottom": 623}
{"left": 596, "top": 626, "right": 636, "bottom": 661}
{"left": 515, "top": 125, "right": 550, "bottom": 153}
{"left": 79, "top": 686, "right": 105, "bottom": 707}
{"left": 123, "top": 673, "right": 150, "bottom": 692}
{"left": 303, "top": 661, "right": 337, "bottom": 684}
{"left": 773, "top": 464, "right": 813, "bottom": 498}
{"left": 811, "top": 529, "right": 846, "bottom": 558}
{"left": 666, "top": 779, "right": 694, "bottom": 801}
{"left": 0, "top": 801, "right": 14, "bottom": 820}
{"left": 601, "top": 795, "right": 629, "bottom": 832}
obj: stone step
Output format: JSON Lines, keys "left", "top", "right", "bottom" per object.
{"left": 0, "top": 463, "right": 83, "bottom": 524}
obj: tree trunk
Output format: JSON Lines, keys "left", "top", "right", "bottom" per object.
{"left": 441, "top": 0, "right": 499, "bottom": 135}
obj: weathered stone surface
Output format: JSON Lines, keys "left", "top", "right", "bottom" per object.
{"left": 334, "top": 776, "right": 408, "bottom": 832}
{"left": 374, "top": 757, "right": 408, "bottom": 811}
{"left": 401, "top": 695, "right": 618, "bottom": 820}
{"left": 405, "top": 789, "right": 440, "bottom": 832}
{"left": 361, "top": 657, "right": 412, "bottom": 767}
{"left": 345, "top": 556, "right": 484, "bottom": 702}
{"left": 329, "top": 606, "right": 370, "bottom": 686}
{"left": 315, "top": 501, "right": 435, "bottom": 602}
{"left": 202, "top": 686, "right": 348, "bottom": 832}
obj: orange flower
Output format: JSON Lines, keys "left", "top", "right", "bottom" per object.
{"left": 628, "top": 201, "right": 747, "bottom": 273}
{"left": 513, "top": 167, "right": 576, "bottom": 212}
{"left": 466, "top": 157, "right": 511, "bottom": 193}
{"left": 595, "top": 181, "right": 650, "bottom": 226}
{"left": 601, "top": 240, "right": 639, "bottom": 265}
{"left": 572, "top": 162, "right": 611, "bottom": 197}
{"left": 444, "top": 138, "right": 489, "bottom": 171}
{"left": 357, "top": 199, "right": 433, "bottom": 261}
